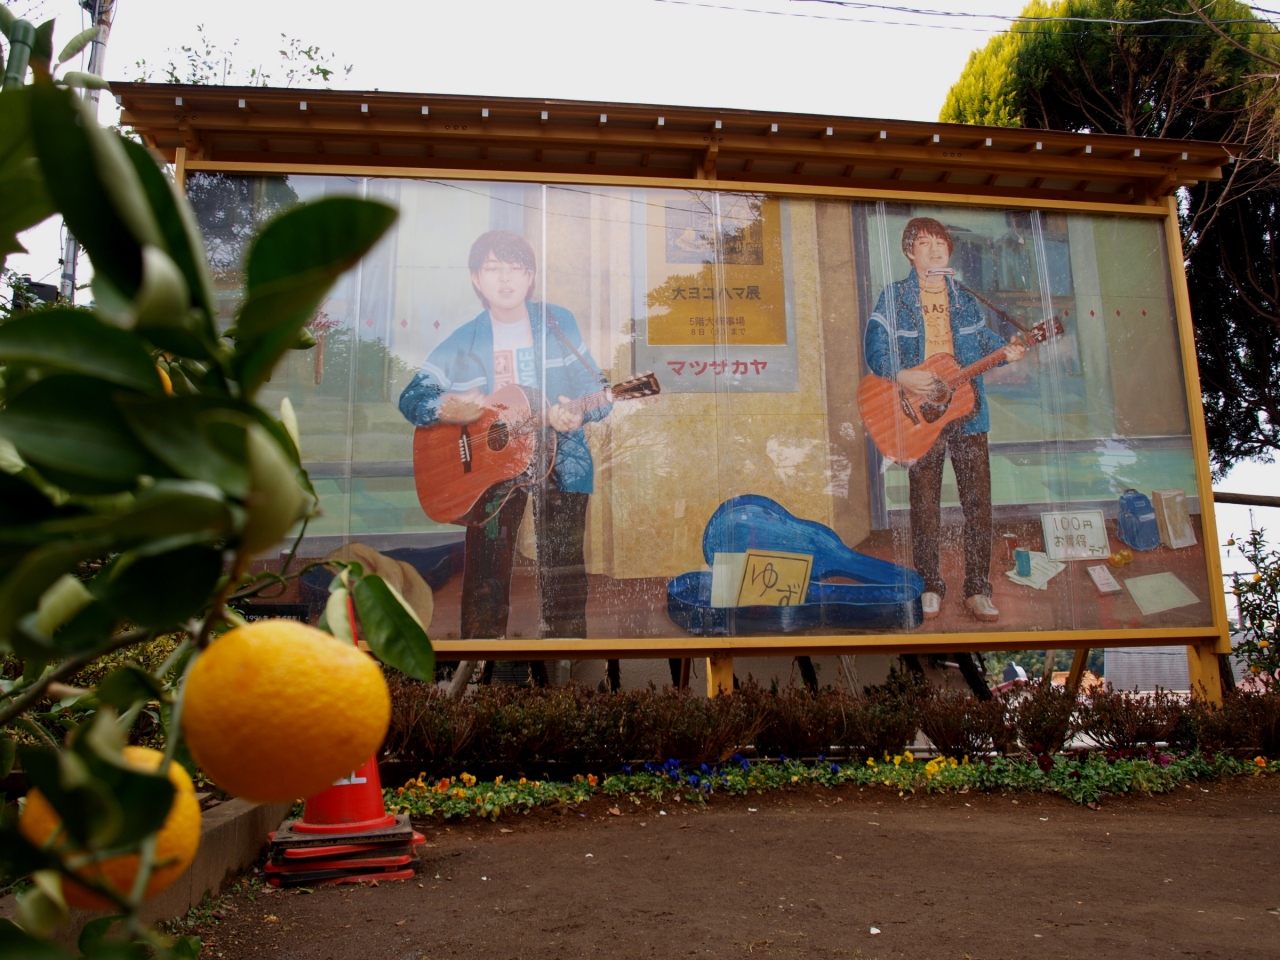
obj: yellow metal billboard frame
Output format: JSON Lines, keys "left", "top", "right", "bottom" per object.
{"left": 146, "top": 94, "right": 1230, "bottom": 700}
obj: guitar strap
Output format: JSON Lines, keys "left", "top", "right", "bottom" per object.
{"left": 543, "top": 306, "right": 610, "bottom": 388}
{"left": 948, "top": 278, "right": 1035, "bottom": 339}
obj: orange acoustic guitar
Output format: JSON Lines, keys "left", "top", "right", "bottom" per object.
{"left": 412, "top": 373, "right": 661, "bottom": 524}
{"left": 856, "top": 318, "right": 1063, "bottom": 466}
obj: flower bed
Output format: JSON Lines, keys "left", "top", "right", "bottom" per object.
{"left": 385, "top": 751, "right": 1278, "bottom": 819}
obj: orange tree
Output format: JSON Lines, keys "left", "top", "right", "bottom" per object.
{"left": 1230, "top": 528, "right": 1280, "bottom": 684}
{"left": 0, "top": 7, "right": 433, "bottom": 954}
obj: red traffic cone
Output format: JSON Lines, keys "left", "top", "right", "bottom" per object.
{"left": 291, "top": 755, "right": 397, "bottom": 835}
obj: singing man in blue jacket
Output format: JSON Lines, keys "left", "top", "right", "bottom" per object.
{"left": 400, "top": 231, "right": 611, "bottom": 668}
{"left": 864, "top": 217, "right": 1025, "bottom": 624}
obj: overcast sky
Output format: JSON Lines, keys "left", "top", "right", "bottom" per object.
{"left": 6, "top": 0, "right": 1278, "bottom": 591}
{"left": 50, "top": 0, "right": 1036, "bottom": 119}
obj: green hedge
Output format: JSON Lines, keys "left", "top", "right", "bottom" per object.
{"left": 384, "top": 673, "right": 1280, "bottom": 776}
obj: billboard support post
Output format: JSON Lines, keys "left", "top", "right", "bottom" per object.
{"left": 707, "top": 655, "right": 734, "bottom": 698}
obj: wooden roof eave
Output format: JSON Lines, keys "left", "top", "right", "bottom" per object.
{"left": 120, "top": 106, "right": 1224, "bottom": 185}
{"left": 112, "top": 81, "right": 1230, "bottom": 203}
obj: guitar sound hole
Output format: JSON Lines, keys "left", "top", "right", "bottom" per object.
{"left": 487, "top": 420, "right": 509, "bottom": 451}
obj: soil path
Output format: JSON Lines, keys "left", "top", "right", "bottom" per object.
{"left": 198, "top": 777, "right": 1280, "bottom": 960}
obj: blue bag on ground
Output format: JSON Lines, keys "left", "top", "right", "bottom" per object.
{"left": 1117, "top": 489, "right": 1161, "bottom": 551}
{"left": 666, "top": 495, "right": 924, "bottom": 635}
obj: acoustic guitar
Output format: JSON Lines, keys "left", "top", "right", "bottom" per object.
{"left": 412, "top": 372, "right": 661, "bottom": 524}
{"left": 856, "top": 318, "right": 1063, "bottom": 466}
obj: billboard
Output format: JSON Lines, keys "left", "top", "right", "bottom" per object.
{"left": 189, "top": 173, "right": 1217, "bottom": 648}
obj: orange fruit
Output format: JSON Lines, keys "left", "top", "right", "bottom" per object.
{"left": 19, "top": 746, "right": 200, "bottom": 911}
{"left": 181, "top": 619, "right": 390, "bottom": 802}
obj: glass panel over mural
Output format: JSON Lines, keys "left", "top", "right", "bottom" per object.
{"left": 189, "top": 174, "right": 1212, "bottom": 642}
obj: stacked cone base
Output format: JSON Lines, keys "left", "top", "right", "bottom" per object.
{"left": 267, "top": 815, "right": 425, "bottom": 888}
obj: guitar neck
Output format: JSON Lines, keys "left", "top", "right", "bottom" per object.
{"left": 561, "top": 387, "right": 611, "bottom": 415}
{"left": 945, "top": 346, "right": 1014, "bottom": 389}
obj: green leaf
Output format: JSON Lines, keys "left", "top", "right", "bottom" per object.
{"left": 246, "top": 198, "right": 397, "bottom": 292}
{"left": 0, "top": 737, "right": 14, "bottom": 778}
{"left": 30, "top": 19, "right": 55, "bottom": 75}
{"left": 97, "top": 545, "right": 223, "bottom": 628}
{"left": 95, "top": 665, "right": 167, "bottom": 709}
{"left": 35, "top": 573, "right": 92, "bottom": 636}
{"left": 169, "top": 936, "right": 203, "bottom": 960}
{"left": 0, "top": 470, "right": 57, "bottom": 526}
{"left": 18, "top": 745, "right": 117, "bottom": 850}
{"left": 0, "top": 309, "right": 163, "bottom": 393}
{"left": 0, "top": 87, "right": 34, "bottom": 168}
{"left": 321, "top": 586, "right": 352, "bottom": 643}
{"left": 352, "top": 574, "right": 434, "bottom": 681}
{"left": 0, "top": 157, "right": 54, "bottom": 263}
{"left": 105, "top": 480, "right": 236, "bottom": 551}
{"left": 58, "top": 26, "right": 100, "bottom": 65}
{"left": 0, "top": 375, "right": 171, "bottom": 494}
{"left": 1, "top": 906, "right": 71, "bottom": 957}
{"left": 133, "top": 245, "right": 191, "bottom": 329}
{"left": 75, "top": 719, "right": 175, "bottom": 848}
{"left": 0, "top": 823, "right": 59, "bottom": 888}
{"left": 28, "top": 83, "right": 157, "bottom": 299}
{"left": 117, "top": 395, "right": 252, "bottom": 498}
{"left": 0, "top": 88, "right": 54, "bottom": 267}
{"left": 87, "top": 945, "right": 149, "bottom": 960}
{"left": 119, "top": 138, "right": 217, "bottom": 334}
{"left": 13, "top": 889, "right": 71, "bottom": 950}
{"left": 231, "top": 283, "right": 329, "bottom": 398}
{"left": 0, "top": 539, "right": 105, "bottom": 650}
{"left": 233, "top": 198, "right": 396, "bottom": 396}
{"left": 78, "top": 916, "right": 125, "bottom": 956}
{"left": 21, "top": 599, "right": 119, "bottom": 658}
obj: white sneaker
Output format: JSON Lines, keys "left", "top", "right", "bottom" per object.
{"left": 921, "top": 591, "right": 941, "bottom": 619}
{"left": 964, "top": 595, "right": 999, "bottom": 622}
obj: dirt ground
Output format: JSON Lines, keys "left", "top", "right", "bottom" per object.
{"left": 196, "top": 777, "right": 1280, "bottom": 960}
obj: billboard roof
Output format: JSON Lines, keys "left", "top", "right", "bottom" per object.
{"left": 112, "top": 82, "right": 1230, "bottom": 208}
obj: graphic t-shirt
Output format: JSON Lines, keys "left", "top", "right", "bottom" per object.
{"left": 491, "top": 315, "right": 537, "bottom": 390}
{"left": 920, "top": 285, "right": 953, "bottom": 359}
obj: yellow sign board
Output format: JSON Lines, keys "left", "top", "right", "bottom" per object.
{"left": 646, "top": 193, "right": 788, "bottom": 346}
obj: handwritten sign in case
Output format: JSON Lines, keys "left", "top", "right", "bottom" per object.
{"left": 1040, "top": 510, "right": 1111, "bottom": 561}
{"left": 710, "top": 550, "right": 813, "bottom": 607}
{"left": 735, "top": 550, "right": 813, "bottom": 607}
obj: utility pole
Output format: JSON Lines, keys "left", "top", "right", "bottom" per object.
{"left": 59, "top": 0, "right": 116, "bottom": 303}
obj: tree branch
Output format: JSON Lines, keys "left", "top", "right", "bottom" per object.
{"left": 1184, "top": 0, "right": 1280, "bottom": 72}
{"left": 0, "top": 628, "right": 152, "bottom": 727}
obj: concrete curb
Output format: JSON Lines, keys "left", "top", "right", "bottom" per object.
{"left": 0, "top": 798, "right": 292, "bottom": 945}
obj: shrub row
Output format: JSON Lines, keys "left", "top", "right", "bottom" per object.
{"left": 383, "top": 673, "right": 1280, "bottom": 777}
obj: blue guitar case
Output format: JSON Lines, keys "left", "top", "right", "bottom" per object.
{"left": 666, "top": 495, "right": 925, "bottom": 635}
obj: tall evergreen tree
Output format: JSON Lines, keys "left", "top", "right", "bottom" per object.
{"left": 942, "top": 0, "right": 1280, "bottom": 475}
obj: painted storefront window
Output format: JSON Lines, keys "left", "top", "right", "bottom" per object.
{"left": 189, "top": 174, "right": 1212, "bottom": 641}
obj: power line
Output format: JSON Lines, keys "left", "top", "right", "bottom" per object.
{"left": 647, "top": 0, "right": 1280, "bottom": 34}
{"left": 799, "top": 0, "right": 1271, "bottom": 26}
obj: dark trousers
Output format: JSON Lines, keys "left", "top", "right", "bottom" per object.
{"left": 908, "top": 427, "right": 992, "bottom": 600}
{"left": 460, "top": 478, "right": 590, "bottom": 641}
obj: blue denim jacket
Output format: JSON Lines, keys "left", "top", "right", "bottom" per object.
{"left": 863, "top": 271, "right": 1007, "bottom": 435}
{"left": 398, "top": 303, "right": 611, "bottom": 494}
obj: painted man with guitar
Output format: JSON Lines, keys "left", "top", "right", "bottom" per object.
{"left": 398, "top": 230, "right": 614, "bottom": 678}
{"left": 862, "top": 217, "right": 1027, "bottom": 625}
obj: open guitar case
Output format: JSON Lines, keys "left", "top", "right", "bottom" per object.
{"left": 666, "top": 495, "right": 925, "bottom": 635}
